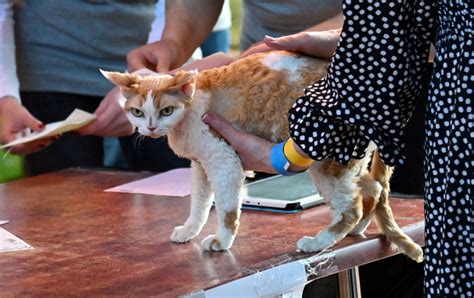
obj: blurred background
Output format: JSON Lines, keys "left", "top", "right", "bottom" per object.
{"left": 0, "top": 0, "right": 243, "bottom": 183}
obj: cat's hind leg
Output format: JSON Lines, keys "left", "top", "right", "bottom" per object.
{"left": 297, "top": 159, "right": 365, "bottom": 253}
{"left": 370, "top": 151, "right": 423, "bottom": 263}
{"left": 170, "top": 161, "right": 213, "bottom": 243}
{"left": 349, "top": 173, "right": 382, "bottom": 235}
{"left": 200, "top": 143, "right": 245, "bottom": 251}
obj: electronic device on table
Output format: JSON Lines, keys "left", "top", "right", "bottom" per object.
{"left": 242, "top": 172, "right": 324, "bottom": 213}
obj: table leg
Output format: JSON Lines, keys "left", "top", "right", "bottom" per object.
{"left": 338, "top": 267, "right": 361, "bottom": 298}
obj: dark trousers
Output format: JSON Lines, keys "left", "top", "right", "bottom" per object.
{"left": 21, "top": 91, "right": 189, "bottom": 176}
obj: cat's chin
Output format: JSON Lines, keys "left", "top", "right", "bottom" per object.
{"left": 146, "top": 133, "right": 165, "bottom": 139}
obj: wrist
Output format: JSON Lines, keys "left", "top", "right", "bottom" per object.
{"left": 0, "top": 96, "right": 20, "bottom": 111}
{"left": 270, "top": 139, "right": 314, "bottom": 176}
{"left": 159, "top": 37, "right": 187, "bottom": 69}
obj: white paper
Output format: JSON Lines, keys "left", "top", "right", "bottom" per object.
{"left": 0, "top": 228, "right": 34, "bottom": 253}
{"left": 0, "top": 220, "right": 9, "bottom": 226}
{"left": 199, "top": 260, "right": 308, "bottom": 298}
{"left": 105, "top": 168, "right": 192, "bottom": 197}
{"left": 1, "top": 109, "right": 97, "bottom": 148}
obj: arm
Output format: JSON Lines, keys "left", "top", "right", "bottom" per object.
{"left": 239, "top": 13, "right": 343, "bottom": 59}
{"left": 204, "top": 1, "right": 435, "bottom": 171}
{"left": 127, "top": 0, "right": 224, "bottom": 72}
{"left": 0, "top": 2, "right": 52, "bottom": 155}
{"left": 79, "top": 0, "right": 166, "bottom": 137}
{"left": 0, "top": 1, "right": 20, "bottom": 102}
{"left": 202, "top": 113, "right": 310, "bottom": 173}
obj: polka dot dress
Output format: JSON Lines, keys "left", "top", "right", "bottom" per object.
{"left": 424, "top": 1, "right": 473, "bottom": 297}
{"left": 288, "top": 0, "right": 473, "bottom": 296}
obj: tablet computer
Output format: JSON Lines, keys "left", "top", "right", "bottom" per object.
{"left": 242, "top": 172, "right": 324, "bottom": 211}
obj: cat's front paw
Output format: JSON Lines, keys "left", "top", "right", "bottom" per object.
{"left": 201, "top": 234, "right": 233, "bottom": 251}
{"left": 296, "top": 235, "right": 333, "bottom": 253}
{"left": 170, "top": 225, "right": 198, "bottom": 243}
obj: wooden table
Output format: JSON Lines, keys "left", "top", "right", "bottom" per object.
{"left": 0, "top": 169, "right": 424, "bottom": 297}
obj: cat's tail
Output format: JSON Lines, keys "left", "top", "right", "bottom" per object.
{"left": 370, "top": 151, "right": 424, "bottom": 263}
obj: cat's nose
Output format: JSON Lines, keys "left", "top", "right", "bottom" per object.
{"left": 148, "top": 127, "right": 156, "bottom": 132}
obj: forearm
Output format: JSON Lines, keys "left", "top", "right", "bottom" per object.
{"left": 162, "top": 0, "right": 223, "bottom": 69}
{"left": 304, "top": 12, "right": 344, "bottom": 32}
{"left": 0, "top": 1, "right": 20, "bottom": 102}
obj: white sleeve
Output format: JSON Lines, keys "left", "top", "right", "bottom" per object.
{"left": 0, "top": 1, "right": 20, "bottom": 102}
{"left": 146, "top": 0, "right": 202, "bottom": 63}
{"left": 146, "top": 0, "right": 166, "bottom": 44}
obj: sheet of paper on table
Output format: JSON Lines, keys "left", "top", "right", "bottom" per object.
{"left": 105, "top": 168, "right": 192, "bottom": 197}
{"left": 0, "top": 228, "right": 34, "bottom": 253}
{"left": 1, "top": 109, "right": 96, "bottom": 149}
{"left": 0, "top": 220, "right": 9, "bottom": 226}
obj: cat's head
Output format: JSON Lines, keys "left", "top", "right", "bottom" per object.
{"left": 101, "top": 69, "right": 197, "bottom": 138}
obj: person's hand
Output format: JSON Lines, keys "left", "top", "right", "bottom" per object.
{"left": 202, "top": 112, "right": 276, "bottom": 174}
{"left": 238, "top": 41, "right": 273, "bottom": 58}
{"left": 240, "top": 31, "right": 341, "bottom": 60}
{"left": 77, "top": 87, "right": 133, "bottom": 137}
{"left": 127, "top": 39, "right": 184, "bottom": 73}
{"left": 261, "top": 31, "right": 341, "bottom": 59}
{"left": 0, "top": 96, "right": 57, "bottom": 155}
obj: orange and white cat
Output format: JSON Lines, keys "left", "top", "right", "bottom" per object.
{"left": 101, "top": 51, "right": 423, "bottom": 262}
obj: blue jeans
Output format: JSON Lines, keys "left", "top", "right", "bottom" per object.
{"left": 200, "top": 29, "right": 231, "bottom": 57}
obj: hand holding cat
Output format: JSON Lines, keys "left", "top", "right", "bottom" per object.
{"left": 240, "top": 30, "right": 341, "bottom": 60}
{"left": 77, "top": 87, "right": 133, "bottom": 137}
{"left": 202, "top": 112, "right": 276, "bottom": 174}
{"left": 0, "top": 96, "right": 56, "bottom": 155}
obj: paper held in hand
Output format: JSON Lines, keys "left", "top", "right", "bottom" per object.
{"left": 1, "top": 109, "right": 96, "bottom": 149}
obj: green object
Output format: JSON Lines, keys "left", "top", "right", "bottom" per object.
{"left": 0, "top": 149, "right": 25, "bottom": 183}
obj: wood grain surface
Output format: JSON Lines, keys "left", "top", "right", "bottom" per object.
{"left": 0, "top": 169, "right": 424, "bottom": 296}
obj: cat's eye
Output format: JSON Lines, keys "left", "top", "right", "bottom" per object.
{"left": 160, "top": 106, "right": 174, "bottom": 116}
{"left": 131, "top": 108, "right": 144, "bottom": 117}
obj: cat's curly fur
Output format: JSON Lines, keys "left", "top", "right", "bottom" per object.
{"left": 101, "top": 51, "right": 423, "bottom": 263}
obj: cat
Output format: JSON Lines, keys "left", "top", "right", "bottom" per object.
{"left": 101, "top": 50, "right": 423, "bottom": 263}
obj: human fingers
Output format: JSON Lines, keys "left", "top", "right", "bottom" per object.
{"left": 127, "top": 48, "right": 154, "bottom": 72}
{"left": 238, "top": 42, "right": 271, "bottom": 58}
{"left": 100, "top": 116, "right": 134, "bottom": 137}
{"left": 9, "top": 135, "right": 59, "bottom": 155}
{"left": 202, "top": 112, "right": 275, "bottom": 173}
{"left": 79, "top": 103, "right": 131, "bottom": 137}
{"left": 263, "top": 34, "right": 309, "bottom": 52}
{"left": 1, "top": 106, "right": 44, "bottom": 143}
{"left": 201, "top": 112, "right": 245, "bottom": 150}
{"left": 265, "top": 31, "right": 340, "bottom": 59}
{"left": 156, "top": 51, "right": 171, "bottom": 73}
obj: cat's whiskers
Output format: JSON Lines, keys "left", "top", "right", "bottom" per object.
{"left": 138, "top": 134, "right": 147, "bottom": 149}
{"left": 132, "top": 133, "right": 145, "bottom": 151}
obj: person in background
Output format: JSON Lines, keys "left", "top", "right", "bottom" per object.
{"left": 127, "top": 0, "right": 343, "bottom": 72}
{"left": 200, "top": 0, "right": 232, "bottom": 57}
{"left": 0, "top": 0, "right": 192, "bottom": 175}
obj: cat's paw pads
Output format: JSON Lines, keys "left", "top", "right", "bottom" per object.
{"left": 201, "top": 235, "right": 232, "bottom": 251}
{"left": 170, "top": 225, "right": 197, "bottom": 243}
{"left": 296, "top": 236, "right": 331, "bottom": 253}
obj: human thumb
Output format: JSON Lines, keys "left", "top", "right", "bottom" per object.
{"left": 25, "top": 114, "right": 44, "bottom": 132}
{"left": 264, "top": 34, "right": 304, "bottom": 51}
{"left": 156, "top": 58, "right": 171, "bottom": 73}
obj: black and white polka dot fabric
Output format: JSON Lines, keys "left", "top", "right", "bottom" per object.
{"left": 289, "top": 0, "right": 435, "bottom": 166}
{"left": 288, "top": 0, "right": 473, "bottom": 296}
{"left": 424, "top": 1, "right": 473, "bottom": 297}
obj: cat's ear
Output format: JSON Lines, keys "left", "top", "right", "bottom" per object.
{"left": 172, "top": 69, "right": 198, "bottom": 98}
{"left": 100, "top": 69, "right": 141, "bottom": 99}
